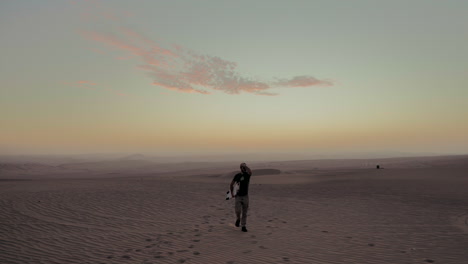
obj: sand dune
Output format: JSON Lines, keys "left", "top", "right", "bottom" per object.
{"left": 1, "top": 155, "right": 468, "bottom": 263}
{"left": 0, "top": 162, "right": 61, "bottom": 171}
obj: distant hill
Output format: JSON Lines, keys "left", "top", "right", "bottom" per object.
{"left": 58, "top": 159, "right": 156, "bottom": 173}
{"left": 0, "top": 163, "right": 56, "bottom": 172}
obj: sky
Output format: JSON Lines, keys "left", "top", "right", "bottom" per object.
{"left": 1, "top": 0, "right": 467, "bottom": 158}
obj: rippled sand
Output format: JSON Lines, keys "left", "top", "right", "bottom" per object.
{"left": 1, "top": 157, "right": 468, "bottom": 263}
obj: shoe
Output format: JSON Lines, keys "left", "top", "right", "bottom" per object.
{"left": 242, "top": 226, "right": 248, "bottom": 232}
{"left": 235, "top": 219, "right": 240, "bottom": 227}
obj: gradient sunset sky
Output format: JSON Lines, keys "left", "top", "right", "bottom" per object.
{"left": 1, "top": 0, "right": 467, "bottom": 156}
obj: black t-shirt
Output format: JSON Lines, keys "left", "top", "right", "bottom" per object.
{"left": 233, "top": 172, "right": 251, "bottom": 196}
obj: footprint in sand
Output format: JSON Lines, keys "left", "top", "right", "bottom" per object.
{"left": 368, "top": 243, "right": 375, "bottom": 247}
{"left": 282, "top": 257, "right": 290, "bottom": 262}
{"left": 178, "top": 259, "right": 186, "bottom": 263}
{"left": 243, "top": 250, "right": 252, "bottom": 254}
{"left": 107, "top": 256, "right": 113, "bottom": 259}
{"left": 135, "top": 249, "right": 141, "bottom": 252}
{"left": 193, "top": 251, "right": 200, "bottom": 255}
{"left": 259, "top": 245, "right": 268, "bottom": 249}
{"left": 121, "top": 255, "right": 131, "bottom": 259}
{"left": 251, "top": 241, "right": 258, "bottom": 244}
{"left": 177, "top": 250, "right": 189, "bottom": 253}
{"left": 146, "top": 239, "right": 152, "bottom": 242}
{"left": 425, "top": 259, "right": 435, "bottom": 263}
{"left": 188, "top": 245, "right": 195, "bottom": 248}
{"left": 321, "top": 230, "right": 329, "bottom": 233}
{"left": 154, "top": 255, "right": 164, "bottom": 259}
{"left": 192, "top": 239, "right": 200, "bottom": 242}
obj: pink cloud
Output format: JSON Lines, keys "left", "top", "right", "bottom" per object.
{"left": 256, "top": 92, "right": 278, "bottom": 96}
{"left": 275, "top": 76, "right": 332, "bottom": 87}
{"left": 116, "top": 92, "right": 128, "bottom": 97}
{"left": 77, "top": 80, "right": 96, "bottom": 85}
{"left": 152, "top": 82, "right": 210, "bottom": 95}
{"left": 81, "top": 31, "right": 141, "bottom": 54}
{"left": 118, "top": 27, "right": 159, "bottom": 49}
{"left": 75, "top": 2, "right": 332, "bottom": 96}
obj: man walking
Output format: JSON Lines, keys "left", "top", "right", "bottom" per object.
{"left": 230, "top": 163, "right": 252, "bottom": 232}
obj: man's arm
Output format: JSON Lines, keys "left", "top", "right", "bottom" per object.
{"left": 244, "top": 165, "right": 252, "bottom": 176}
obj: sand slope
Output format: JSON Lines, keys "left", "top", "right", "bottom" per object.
{"left": 1, "top": 156, "right": 468, "bottom": 263}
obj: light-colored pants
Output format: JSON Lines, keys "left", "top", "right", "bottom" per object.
{"left": 235, "top": 195, "right": 249, "bottom": 227}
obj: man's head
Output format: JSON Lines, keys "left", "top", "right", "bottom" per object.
{"left": 240, "top": 163, "right": 247, "bottom": 173}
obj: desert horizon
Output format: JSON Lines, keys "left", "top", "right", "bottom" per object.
{"left": 1, "top": 151, "right": 468, "bottom": 178}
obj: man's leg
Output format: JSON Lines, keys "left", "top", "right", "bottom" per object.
{"left": 235, "top": 196, "right": 242, "bottom": 226}
{"left": 241, "top": 195, "right": 249, "bottom": 227}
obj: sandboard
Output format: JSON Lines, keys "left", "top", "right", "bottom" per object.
{"left": 225, "top": 182, "right": 239, "bottom": 200}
